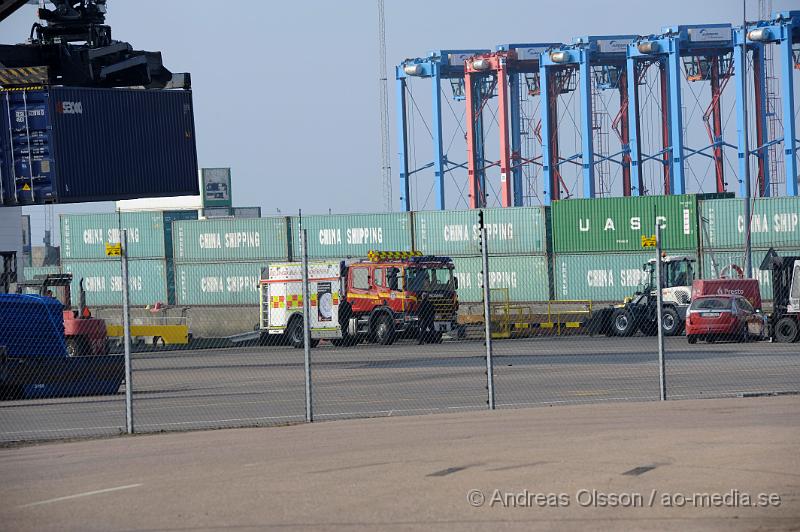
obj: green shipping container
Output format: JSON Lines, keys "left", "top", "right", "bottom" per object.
{"left": 293, "top": 212, "right": 413, "bottom": 259}
{"left": 413, "top": 207, "right": 548, "bottom": 256}
{"left": 60, "top": 211, "right": 197, "bottom": 260}
{"left": 173, "top": 217, "right": 289, "bottom": 262}
{"left": 452, "top": 255, "right": 549, "bottom": 303}
{"left": 700, "top": 197, "right": 800, "bottom": 250}
{"left": 551, "top": 195, "right": 699, "bottom": 253}
{"left": 554, "top": 251, "right": 697, "bottom": 302}
{"left": 61, "top": 259, "right": 168, "bottom": 306}
{"left": 701, "top": 248, "right": 800, "bottom": 302}
{"left": 23, "top": 265, "right": 61, "bottom": 279}
{"left": 174, "top": 261, "right": 264, "bottom": 306}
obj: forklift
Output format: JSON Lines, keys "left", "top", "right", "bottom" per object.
{"left": 16, "top": 273, "right": 109, "bottom": 356}
{"left": 760, "top": 249, "right": 800, "bottom": 343}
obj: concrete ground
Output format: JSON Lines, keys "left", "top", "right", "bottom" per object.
{"left": 3, "top": 335, "right": 799, "bottom": 442}
{"left": 1, "top": 395, "right": 799, "bottom": 531}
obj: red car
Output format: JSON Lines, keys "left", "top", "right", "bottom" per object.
{"left": 685, "top": 294, "right": 766, "bottom": 344}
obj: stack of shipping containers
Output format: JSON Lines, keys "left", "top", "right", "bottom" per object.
{"left": 551, "top": 195, "right": 700, "bottom": 303}
{"left": 412, "top": 207, "right": 550, "bottom": 304}
{"left": 59, "top": 211, "right": 197, "bottom": 306}
{"left": 699, "top": 197, "right": 800, "bottom": 302}
{"left": 171, "top": 217, "right": 289, "bottom": 306}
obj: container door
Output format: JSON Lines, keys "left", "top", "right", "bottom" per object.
{"left": 3, "top": 90, "right": 55, "bottom": 205}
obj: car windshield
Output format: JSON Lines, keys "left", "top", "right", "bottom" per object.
{"left": 690, "top": 297, "right": 732, "bottom": 311}
{"left": 406, "top": 267, "right": 454, "bottom": 292}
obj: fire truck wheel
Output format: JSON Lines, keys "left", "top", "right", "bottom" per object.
{"left": 373, "top": 314, "right": 395, "bottom": 345}
{"left": 774, "top": 317, "right": 799, "bottom": 343}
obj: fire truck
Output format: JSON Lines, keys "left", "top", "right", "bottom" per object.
{"left": 259, "top": 251, "right": 459, "bottom": 347}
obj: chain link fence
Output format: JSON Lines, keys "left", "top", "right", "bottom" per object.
{"left": 2, "top": 219, "right": 799, "bottom": 443}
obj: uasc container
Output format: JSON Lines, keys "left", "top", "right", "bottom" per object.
{"left": 173, "top": 217, "right": 289, "bottom": 262}
{"left": 413, "top": 207, "right": 548, "bottom": 256}
{"left": 0, "top": 87, "right": 199, "bottom": 206}
{"left": 552, "top": 195, "right": 699, "bottom": 253}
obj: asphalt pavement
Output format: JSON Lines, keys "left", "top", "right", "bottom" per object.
{"left": 1, "top": 395, "right": 798, "bottom": 531}
{"left": 0, "top": 335, "right": 798, "bottom": 442}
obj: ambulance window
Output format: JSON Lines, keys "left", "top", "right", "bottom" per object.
{"left": 374, "top": 268, "right": 384, "bottom": 287}
{"left": 352, "top": 267, "right": 370, "bottom": 290}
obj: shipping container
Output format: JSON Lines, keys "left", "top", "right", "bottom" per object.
{"left": 0, "top": 87, "right": 199, "bottom": 206}
{"left": 173, "top": 217, "right": 289, "bottom": 262}
{"left": 701, "top": 248, "right": 800, "bottom": 302}
{"left": 23, "top": 265, "right": 61, "bottom": 279}
{"left": 452, "top": 255, "right": 549, "bottom": 303}
{"left": 174, "top": 261, "right": 264, "bottom": 306}
{"left": 202, "top": 206, "right": 262, "bottom": 219}
{"left": 61, "top": 259, "right": 168, "bottom": 307}
{"left": 551, "top": 195, "right": 699, "bottom": 253}
{"left": 291, "top": 213, "right": 413, "bottom": 259}
{"left": 413, "top": 207, "right": 548, "bottom": 256}
{"left": 554, "top": 251, "right": 697, "bottom": 302}
{"left": 700, "top": 197, "right": 800, "bottom": 250}
{"left": 60, "top": 211, "right": 197, "bottom": 260}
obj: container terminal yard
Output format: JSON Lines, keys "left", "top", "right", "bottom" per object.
{"left": 0, "top": 1, "right": 799, "bottom": 530}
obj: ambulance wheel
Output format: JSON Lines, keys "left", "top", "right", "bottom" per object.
{"left": 287, "top": 317, "right": 318, "bottom": 349}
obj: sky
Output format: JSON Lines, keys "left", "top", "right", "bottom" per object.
{"left": 1, "top": 0, "right": 797, "bottom": 244}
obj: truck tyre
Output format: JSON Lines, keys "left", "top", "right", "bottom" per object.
{"left": 774, "top": 317, "right": 799, "bottom": 343}
{"left": 660, "top": 308, "right": 681, "bottom": 336}
{"left": 373, "top": 314, "right": 395, "bottom": 345}
{"left": 687, "top": 335, "right": 698, "bottom": 344}
{"left": 66, "top": 336, "right": 88, "bottom": 357}
{"left": 638, "top": 321, "right": 658, "bottom": 336}
{"left": 287, "top": 317, "right": 319, "bottom": 349}
{"left": 611, "top": 309, "right": 636, "bottom": 337}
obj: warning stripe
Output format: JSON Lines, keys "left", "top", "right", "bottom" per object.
{"left": 0, "top": 66, "right": 48, "bottom": 87}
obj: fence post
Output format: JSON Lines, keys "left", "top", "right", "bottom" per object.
{"left": 301, "top": 229, "right": 313, "bottom": 422}
{"left": 655, "top": 223, "right": 667, "bottom": 401}
{"left": 480, "top": 212, "right": 495, "bottom": 410}
{"left": 121, "top": 229, "right": 134, "bottom": 433}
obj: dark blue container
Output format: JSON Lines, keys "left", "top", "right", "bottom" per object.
{"left": 0, "top": 86, "right": 199, "bottom": 206}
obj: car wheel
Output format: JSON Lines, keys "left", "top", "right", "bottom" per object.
{"left": 373, "top": 314, "right": 395, "bottom": 345}
{"left": 774, "top": 317, "right": 799, "bottom": 343}
{"left": 687, "top": 335, "right": 697, "bottom": 344}
{"left": 611, "top": 309, "right": 636, "bottom": 337}
{"left": 661, "top": 308, "right": 681, "bottom": 336}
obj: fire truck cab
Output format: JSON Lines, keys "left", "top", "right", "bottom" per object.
{"left": 260, "top": 251, "right": 459, "bottom": 347}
